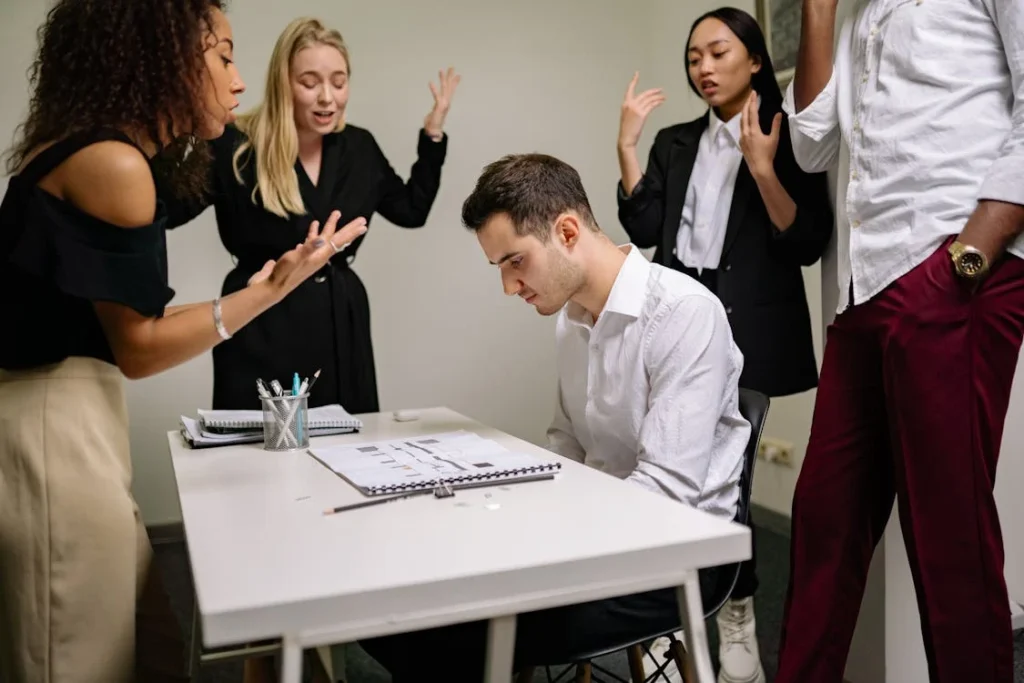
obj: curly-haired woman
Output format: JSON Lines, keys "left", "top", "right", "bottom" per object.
{"left": 0, "top": 2, "right": 366, "bottom": 682}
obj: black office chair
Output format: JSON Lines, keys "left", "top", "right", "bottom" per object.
{"left": 516, "top": 388, "right": 770, "bottom": 683}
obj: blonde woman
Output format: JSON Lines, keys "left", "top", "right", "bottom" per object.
{"left": 166, "top": 16, "right": 460, "bottom": 413}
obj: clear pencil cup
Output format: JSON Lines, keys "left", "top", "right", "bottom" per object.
{"left": 261, "top": 393, "right": 309, "bottom": 451}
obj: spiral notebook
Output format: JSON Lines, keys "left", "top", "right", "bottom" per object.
{"left": 307, "top": 430, "right": 561, "bottom": 496}
{"left": 198, "top": 404, "right": 362, "bottom": 434}
{"left": 178, "top": 416, "right": 358, "bottom": 449}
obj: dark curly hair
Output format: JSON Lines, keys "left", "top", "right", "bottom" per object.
{"left": 5, "top": 0, "right": 228, "bottom": 199}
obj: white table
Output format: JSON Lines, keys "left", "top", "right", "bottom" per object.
{"left": 167, "top": 407, "right": 750, "bottom": 683}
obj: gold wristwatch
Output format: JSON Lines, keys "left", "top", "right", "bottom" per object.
{"left": 948, "top": 240, "right": 989, "bottom": 280}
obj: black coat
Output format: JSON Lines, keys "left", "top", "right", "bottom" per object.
{"left": 617, "top": 110, "right": 833, "bottom": 397}
{"left": 164, "top": 124, "right": 447, "bottom": 411}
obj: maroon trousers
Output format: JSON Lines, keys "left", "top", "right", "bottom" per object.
{"left": 776, "top": 239, "right": 1024, "bottom": 683}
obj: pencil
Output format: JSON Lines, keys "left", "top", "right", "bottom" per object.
{"left": 322, "top": 489, "right": 429, "bottom": 515}
{"left": 305, "top": 369, "right": 321, "bottom": 395}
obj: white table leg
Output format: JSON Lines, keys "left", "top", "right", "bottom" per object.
{"left": 677, "top": 572, "right": 714, "bottom": 683}
{"left": 280, "top": 636, "right": 303, "bottom": 683}
{"left": 484, "top": 614, "right": 517, "bottom": 683}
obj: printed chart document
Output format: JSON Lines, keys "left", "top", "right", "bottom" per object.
{"left": 308, "top": 430, "right": 561, "bottom": 496}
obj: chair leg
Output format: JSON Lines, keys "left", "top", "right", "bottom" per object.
{"left": 517, "top": 666, "right": 537, "bottom": 683}
{"left": 575, "top": 662, "right": 592, "bottom": 683}
{"left": 187, "top": 593, "right": 202, "bottom": 678}
{"left": 668, "top": 640, "right": 694, "bottom": 683}
{"left": 307, "top": 649, "right": 333, "bottom": 683}
{"left": 626, "top": 645, "right": 646, "bottom": 683}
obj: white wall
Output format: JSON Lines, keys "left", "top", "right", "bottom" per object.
{"left": 1, "top": 0, "right": 821, "bottom": 525}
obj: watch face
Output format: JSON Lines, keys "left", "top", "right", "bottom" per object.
{"left": 960, "top": 251, "right": 985, "bottom": 275}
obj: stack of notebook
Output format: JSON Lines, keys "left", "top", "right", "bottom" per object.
{"left": 179, "top": 404, "right": 362, "bottom": 449}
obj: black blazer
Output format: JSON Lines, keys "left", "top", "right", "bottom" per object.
{"left": 162, "top": 124, "right": 447, "bottom": 412}
{"left": 617, "top": 109, "right": 833, "bottom": 397}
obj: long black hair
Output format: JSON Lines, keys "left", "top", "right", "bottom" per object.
{"left": 684, "top": 7, "right": 783, "bottom": 119}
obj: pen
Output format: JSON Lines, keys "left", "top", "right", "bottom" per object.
{"left": 292, "top": 372, "right": 303, "bottom": 443}
{"left": 256, "top": 379, "right": 272, "bottom": 400}
{"left": 270, "top": 379, "right": 284, "bottom": 397}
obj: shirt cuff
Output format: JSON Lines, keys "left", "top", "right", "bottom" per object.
{"left": 783, "top": 70, "right": 839, "bottom": 143}
{"left": 417, "top": 128, "right": 448, "bottom": 163}
{"left": 978, "top": 156, "right": 1024, "bottom": 208}
{"left": 618, "top": 177, "right": 646, "bottom": 202}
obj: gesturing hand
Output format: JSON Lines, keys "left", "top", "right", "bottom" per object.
{"left": 619, "top": 71, "right": 665, "bottom": 149}
{"left": 247, "top": 212, "right": 368, "bottom": 295}
{"left": 424, "top": 67, "right": 461, "bottom": 138}
{"left": 738, "top": 91, "right": 782, "bottom": 177}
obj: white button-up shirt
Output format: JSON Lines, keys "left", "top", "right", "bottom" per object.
{"left": 783, "top": 0, "right": 1024, "bottom": 313}
{"left": 546, "top": 245, "right": 749, "bottom": 522}
{"left": 676, "top": 108, "right": 745, "bottom": 273}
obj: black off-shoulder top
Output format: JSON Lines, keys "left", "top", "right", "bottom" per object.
{"left": 0, "top": 129, "right": 176, "bottom": 371}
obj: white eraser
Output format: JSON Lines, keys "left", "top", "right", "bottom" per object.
{"left": 392, "top": 410, "right": 420, "bottom": 422}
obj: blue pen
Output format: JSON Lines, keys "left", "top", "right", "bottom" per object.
{"left": 292, "top": 372, "right": 303, "bottom": 442}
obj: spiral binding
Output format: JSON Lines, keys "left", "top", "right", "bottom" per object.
{"left": 364, "top": 461, "right": 562, "bottom": 496}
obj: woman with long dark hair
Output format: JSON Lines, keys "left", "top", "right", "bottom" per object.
{"left": 616, "top": 8, "right": 833, "bottom": 682}
{"left": 0, "top": 3, "right": 365, "bottom": 681}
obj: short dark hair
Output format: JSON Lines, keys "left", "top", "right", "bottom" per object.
{"left": 461, "top": 153, "right": 598, "bottom": 241}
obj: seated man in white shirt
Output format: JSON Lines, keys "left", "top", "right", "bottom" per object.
{"left": 359, "top": 153, "right": 750, "bottom": 683}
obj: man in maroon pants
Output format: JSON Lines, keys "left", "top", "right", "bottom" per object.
{"left": 777, "top": 0, "right": 1024, "bottom": 681}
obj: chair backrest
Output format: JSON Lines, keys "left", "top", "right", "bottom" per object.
{"left": 703, "top": 387, "right": 770, "bottom": 616}
{"left": 735, "top": 388, "right": 770, "bottom": 528}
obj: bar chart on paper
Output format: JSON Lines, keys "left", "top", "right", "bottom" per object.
{"left": 308, "top": 430, "right": 561, "bottom": 496}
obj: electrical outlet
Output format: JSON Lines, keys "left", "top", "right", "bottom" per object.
{"left": 758, "top": 436, "right": 794, "bottom": 467}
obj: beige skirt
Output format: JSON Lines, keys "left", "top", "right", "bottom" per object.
{"left": 0, "top": 357, "right": 186, "bottom": 683}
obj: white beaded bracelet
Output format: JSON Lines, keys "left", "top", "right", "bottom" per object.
{"left": 213, "top": 297, "right": 231, "bottom": 340}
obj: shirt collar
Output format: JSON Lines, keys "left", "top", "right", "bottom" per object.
{"left": 709, "top": 98, "right": 753, "bottom": 147}
{"left": 566, "top": 244, "right": 649, "bottom": 326}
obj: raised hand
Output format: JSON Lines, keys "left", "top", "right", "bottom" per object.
{"left": 738, "top": 91, "right": 782, "bottom": 177}
{"left": 249, "top": 212, "right": 367, "bottom": 296}
{"left": 424, "top": 67, "right": 461, "bottom": 138}
{"left": 619, "top": 72, "right": 665, "bottom": 149}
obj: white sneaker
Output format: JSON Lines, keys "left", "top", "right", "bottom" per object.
{"left": 715, "top": 597, "right": 766, "bottom": 683}
{"left": 641, "top": 633, "right": 683, "bottom": 683}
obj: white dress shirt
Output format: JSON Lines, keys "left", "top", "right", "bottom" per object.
{"left": 783, "top": 0, "right": 1024, "bottom": 314}
{"left": 676, "top": 107, "right": 745, "bottom": 273}
{"left": 546, "top": 245, "right": 749, "bottom": 522}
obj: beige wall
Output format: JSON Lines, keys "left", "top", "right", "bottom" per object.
{"left": 1, "top": 0, "right": 821, "bottom": 525}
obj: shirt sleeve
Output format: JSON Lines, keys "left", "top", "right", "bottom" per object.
{"left": 546, "top": 380, "right": 586, "bottom": 463}
{"left": 978, "top": 0, "right": 1024, "bottom": 207}
{"left": 782, "top": 72, "right": 843, "bottom": 174}
{"left": 626, "top": 294, "right": 743, "bottom": 508}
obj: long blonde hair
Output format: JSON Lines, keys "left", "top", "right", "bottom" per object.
{"left": 232, "top": 17, "right": 350, "bottom": 217}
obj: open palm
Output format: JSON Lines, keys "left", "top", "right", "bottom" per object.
{"left": 619, "top": 72, "right": 665, "bottom": 149}
{"left": 248, "top": 212, "right": 367, "bottom": 293}
{"left": 424, "top": 67, "right": 461, "bottom": 137}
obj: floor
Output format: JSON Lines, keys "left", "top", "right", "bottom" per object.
{"left": 154, "top": 511, "right": 1024, "bottom": 682}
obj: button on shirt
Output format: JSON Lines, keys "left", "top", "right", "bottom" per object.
{"left": 676, "top": 107, "right": 745, "bottom": 273}
{"left": 546, "top": 245, "right": 749, "bottom": 522}
{"left": 783, "top": 0, "right": 1024, "bottom": 314}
